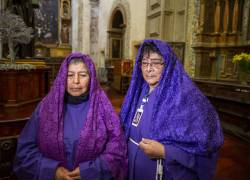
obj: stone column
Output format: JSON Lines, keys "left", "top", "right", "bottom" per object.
{"left": 223, "top": 0, "right": 229, "bottom": 33}
{"left": 71, "top": 0, "right": 78, "bottom": 51}
{"left": 232, "top": 0, "right": 239, "bottom": 33}
{"left": 214, "top": 0, "right": 221, "bottom": 33}
{"left": 89, "top": 0, "right": 99, "bottom": 66}
{"left": 72, "top": 0, "right": 85, "bottom": 52}
{"left": 198, "top": 0, "right": 205, "bottom": 33}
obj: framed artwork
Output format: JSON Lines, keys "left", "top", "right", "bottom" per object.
{"left": 121, "top": 60, "right": 133, "bottom": 75}
{"left": 111, "top": 38, "right": 122, "bottom": 58}
{"left": 34, "top": 0, "right": 58, "bottom": 44}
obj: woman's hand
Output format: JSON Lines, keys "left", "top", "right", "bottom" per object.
{"left": 139, "top": 138, "right": 165, "bottom": 159}
{"left": 55, "top": 166, "right": 72, "bottom": 180}
{"left": 67, "top": 167, "right": 81, "bottom": 180}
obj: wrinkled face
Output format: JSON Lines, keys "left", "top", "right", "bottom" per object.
{"left": 141, "top": 52, "right": 164, "bottom": 91}
{"left": 66, "top": 62, "right": 90, "bottom": 96}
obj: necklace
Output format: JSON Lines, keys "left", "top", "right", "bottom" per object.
{"left": 132, "top": 91, "right": 151, "bottom": 127}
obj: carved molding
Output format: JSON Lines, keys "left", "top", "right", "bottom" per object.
{"left": 164, "top": 10, "right": 174, "bottom": 16}
{"left": 148, "top": 11, "right": 161, "bottom": 18}
{"left": 149, "top": 0, "right": 160, "bottom": 10}
{"left": 177, "top": 9, "right": 185, "bottom": 15}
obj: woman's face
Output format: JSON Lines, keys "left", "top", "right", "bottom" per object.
{"left": 141, "top": 52, "right": 164, "bottom": 91}
{"left": 66, "top": 62, "right": 90, "bottom": 96}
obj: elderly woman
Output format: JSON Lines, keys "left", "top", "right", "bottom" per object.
{"left": 120, "top": 39, "right": 223, "bottom": 180}
{"left": 14, "top": 53, "right": 127, "bottom": 180}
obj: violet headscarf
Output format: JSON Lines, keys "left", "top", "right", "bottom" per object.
{"left": 38, "top": 52, "right": 127, "bottom": 180}
{"left": 120, "top": 39, "right": 223, "bottom": 155}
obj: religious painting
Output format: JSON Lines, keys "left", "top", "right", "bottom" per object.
{"left": 121, "top": 60, "right": 133, "bottom": 75}
{"left": 34, "top": 0, "right": 59, "bottom": 44}
{"left": 111, "top": 39, "right": 122, "bottom": 59}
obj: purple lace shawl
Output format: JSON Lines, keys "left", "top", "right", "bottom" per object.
{"left": 38, "top": 53, "right": 127, "bottom": 180}
{"left": 120, "top": 39, "right": 223, "bottom": 155}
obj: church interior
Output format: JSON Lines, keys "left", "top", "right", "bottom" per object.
{"left": 0, "top": 0, "right": 249, "bottom": 179}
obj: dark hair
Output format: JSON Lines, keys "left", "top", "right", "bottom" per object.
{"left": 141, "top": 42, "right": 162, "bottom": 58}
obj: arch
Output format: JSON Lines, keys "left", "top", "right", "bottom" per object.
{"left": 108, "top": 8, "right": 125, "bottom": 60}
{"left": 112, "top": 10, "right": 124, "bottom": 28}
{"left": 108, "top": 0, "right": 131, "bottom": 58}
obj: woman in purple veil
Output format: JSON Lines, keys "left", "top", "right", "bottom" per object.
{"left": 14, "top": 53, "right": 128, "bottom": 180}
{"left": 120, "top": 39, "right": 223, "bottom": 180}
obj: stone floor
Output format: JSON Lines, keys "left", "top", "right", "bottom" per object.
{"left": 103, "top": 85, "right": 250, "bottom": 180}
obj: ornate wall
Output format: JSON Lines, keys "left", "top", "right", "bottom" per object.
{"left": 145, "top": 0, "right": 187, "bottom": 42}
{"left": 193, "top": 0, "right": 250, "bottom": 83}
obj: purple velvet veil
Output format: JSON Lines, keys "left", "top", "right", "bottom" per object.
{"left": 38, "top": 52, "right": 127, "bottom": 180}
{"left": 120, "top": 39, "right": 223, "bottom": 155}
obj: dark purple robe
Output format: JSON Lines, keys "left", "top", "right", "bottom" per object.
{"left": 128, "top": 86, "right": 218, "bottom": 180}
{"left": 120, "top": 39, "right": 223, "bottom": 180}
{"left": 14, "top": 102, "right": 112, "bottom": 179}
{"left": 14, "top": 53, "right": 127, "bottom": 180}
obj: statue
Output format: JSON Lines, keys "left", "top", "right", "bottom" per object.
{"left": 61, "top": 23, "right": 69, "bottom": 44}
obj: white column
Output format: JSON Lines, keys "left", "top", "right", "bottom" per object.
{"left": 82, "top": 1, "right": 91, "bottom": 54}
{"left": 71, "top": 0, "right": 79, "bottom": 52}
{"left": 72, "top": 0, "right": 91, "bottom": 54}
{"left": 89, "top": 0, "right": 99, "bottom": 66}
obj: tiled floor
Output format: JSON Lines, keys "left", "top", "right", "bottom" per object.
{"left": 103, "top": 85, "right": 250, "bottom": 180}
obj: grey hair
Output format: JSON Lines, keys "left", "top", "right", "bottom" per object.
{"left": 69, "top": 58, "right": 84, "bottom": 65}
